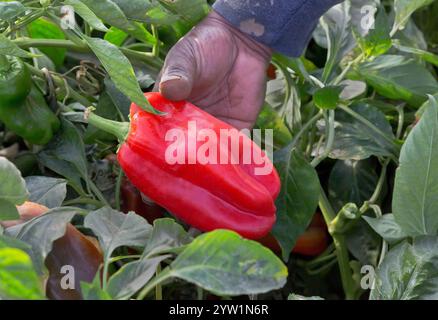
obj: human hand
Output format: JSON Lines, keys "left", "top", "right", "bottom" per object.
{"left": 155, "top": 11, "right": 272, "bottom": 130}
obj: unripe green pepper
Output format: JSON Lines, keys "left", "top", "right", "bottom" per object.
{"left": 0, "top": 55, "right": 32, "bottom": 105}
{"left": 0, "top": 83, "right": 61, "bottom": 145}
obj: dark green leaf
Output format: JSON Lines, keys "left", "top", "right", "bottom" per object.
{"left": 5, "top": 207, "right": 79, "bottom": 275}
{"left": 327, "top": 102, "right": 397, "bottom": 160}
{"left": 393, "top": 97, "right": 438, "bottom": 236}
{"left": 328, "top": 159, "right": 378, "bottom": 212}
{"left": 0, "top": 157, "right": 28, "bottom": 207}
{"left": 169, "top": 230, "right": 288, "bottom": 296}
{"left": 38, "top": 119, "right": 88, "bottom": 194}
{"left": 64, "top": 0, "right": 108, "bottom": 32}
{"left": 25, "top": 176, "right": 67, "bottom": 209}
{"left": 84, "top": 207, "right": 152, "bottom": 260}
{"left": 143, "top": 218, "right": 192, "bottom": 258}
{"left": 272, "top": 148, "right": 320, "bottom": 261}
{"left": 393, "top": 0, "right": 435, "bottom": 33}
{"left": 363, "top": 214, "right": 408, "bottom": 244}
{"left": 0, "top": 1, "right": 25, "bottom": 21}
{"left": 107, "top": 255, "right": 169, "bottom": 299}
{"left": 357, "top": 6, "right": 391, "bottom": 57}
{"left": 84, "top": 36, "right": 157, "bottom": 113}
{"left": 371, "top": 236, "right": 438, "bottom": 300}
{"left": 0, "top": 33, "right": 35, "bottom": 58}
{"left": 314, "top": 86, "right": 342, "bottom": 110}
{"left": 351, "top": 55, "right": 438, "bottom": 107}
{"left": 0, "top": 200, "right": 20, "bottom": 222}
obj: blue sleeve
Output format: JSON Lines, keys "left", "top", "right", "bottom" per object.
{"left": 213, "top": 0, "right": 342, "bottom": 57}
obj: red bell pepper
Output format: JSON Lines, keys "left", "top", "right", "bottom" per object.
{"left": 86, "top": 92, "right": 280, "bottom": 239}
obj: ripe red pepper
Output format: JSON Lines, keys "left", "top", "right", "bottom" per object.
{"left": 87, "top": 92, "right": 281, "bottom": 239}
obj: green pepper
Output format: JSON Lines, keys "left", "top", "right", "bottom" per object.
{"left": 0, "top": 84, "right": 61, "bottom": 145}
{"left": 0, "top": 55, "right": 32, "bottom": 105}
{"left": 0, "top": 55, "right": 60, "bottom": 145}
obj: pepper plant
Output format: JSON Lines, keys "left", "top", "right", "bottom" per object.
{"left": 1, "top": 0, "right": 438, "bottom": 301}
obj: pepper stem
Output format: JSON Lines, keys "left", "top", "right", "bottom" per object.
{"left": 85, "top": 107, "right": 130, "bottom": 143}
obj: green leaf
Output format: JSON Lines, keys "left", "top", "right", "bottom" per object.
{"left": 255, "top": 103, "right": 292, "bottom": 149}
{"left": 328, "top": 159, "right": 378, "bottom": 212}
{"left": 143, "top": 218, "right": 192, "bottom": 258}
{"left": 25, "top": 176, "right": 67, "bottom": 209}
{"left": 317, "top": 1, "right": 355, "bottom": 81}
{"left": 38, "top": 119, "right": 88, "bottom": 194}
{"left": 0, "top": 247, "right": 45, "bottom": 300}
{"left": 0, "top": 157, "right": 29, "bottom": 206}
{"left": 371, "top": 236, "right": 438, "bottom": 300}
{"left": 351, "top": 55, "right": 438, "bottom": 107}
{"left": 79, "top": 0, "right": 154, "bottom": 43}
{"left": 157, "top": 0, "right": 210, "bottom": 25}
{"left": 110, "top": 0, "right": 154, "bottom": 21}
{"left": 393, "top": 97, "right": 438, "bottom": 236}
{"left": 0, "top": 1, "right": 25, "bottom": 21}
{"left": 84, "top": 36, "right": 157, "bottom": 113}
{"left": 345, "top": 219, "right": 381, "bottom": 266}
{"left": 393, "top": 41, "right": 438, "bottom": 67}
{"left": 356, "top": 6, "right": 391, "bottom": 57}
{"left": 393, "top": 0, "right": 434, "bottom": 34}
{"left": 363, "top": 214, "right": 408, "bottom": 244}
{"left": 5, "top": 207, "right": 79, "bottom": 275}
{"left": 168, "top": 230, "right": 288, "bottom": 296}
{"left": 84, "top": 92, "right": 121, "bottom": 143}
{"left": 327, "top": 102, "right": 397, "bottom": 160}
{"left": 272, "top": 148, "right": 320, "bottom": 261}
{"left": 81, "top": 274, "right": 112, "bottom": 300}
{"left": 104, "top": 26, "right": 128, "bottom": 46}
{"left": 0, "top": 33, "right": 35, "bottom": 58}
{"left": 64, "top": 0, "right": 108, "bottom": 32}
{"left": 27, "top": 18, "right": 66, "bottom": 67}
{"left": 84, "top": 207, "right": 152, "bottom": 261}
{"left": 0, "top": 199, "right": 20, "bottom": 222}
{"left": 313, "top": 86, "right": 342, "bottom": 110}
{"left": 107, "top": 255, "right": 169, "bottom": 299}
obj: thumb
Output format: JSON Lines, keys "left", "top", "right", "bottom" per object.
{"left": 158, "top": 43, "right": 196, "bottom": 101}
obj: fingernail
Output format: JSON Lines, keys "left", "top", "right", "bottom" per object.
{"left": 160, "top": 74, "right": 182, "bottom": 84}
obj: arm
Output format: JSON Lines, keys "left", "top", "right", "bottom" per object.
{"left": 213, "top": 0, "right": 343, "bottom": 57}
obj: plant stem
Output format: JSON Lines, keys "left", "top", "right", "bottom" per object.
{"left": 318, "top": 186, "right": 357, "bottom": 300}
{"left": 109, "top": 255, "right": 141, "bottom": 264}
{"left": 14, "top": 38, "right": 164, "bottom": 70}
{"left": 155, "top": 263, "right": 163, "bottom": 300}
{"left": 359, "top": 158, "right": 390, "bottom": 214}
{"left": 137, "top": 268, "right": 172, "bottom": 300}
{"left": 290, "top": 112, "right": 323, "bottom": 149}
{"left": 151, "top": 24, "right": 160, "bottom": 58}
{"left": 85, "top": 110, "right": 130, "bottom": 143}
{"left": 27, "top": 63, "right": 91, "bottom": 107}
{"left": 311, "top": 110, "right": 335, "bottom": 167}
{"left": 102, "top": 256, "right": 110, "bottom": 290}
{"left": 88, "top": 179, "right": 110, "bottom": 207}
